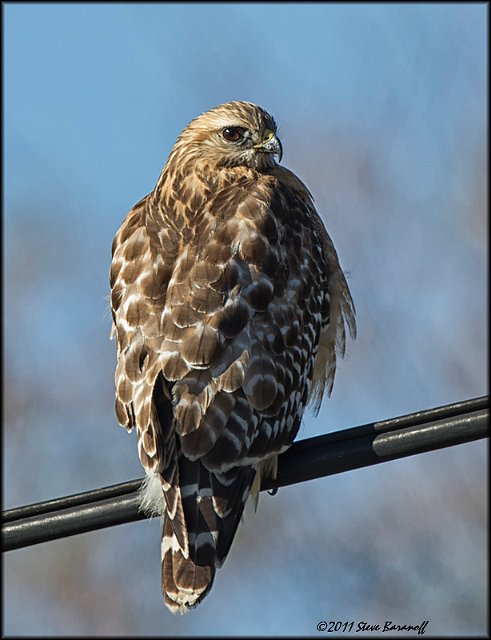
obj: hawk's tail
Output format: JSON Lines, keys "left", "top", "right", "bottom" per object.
{"left": 158, "top": 457, "right": 255, "bottom": 614}
{"left": 161, "top": 516, "right": 215, "bottom": 614}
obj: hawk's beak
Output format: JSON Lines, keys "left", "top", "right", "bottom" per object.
{"left": 254, "top": 130, "right": 283, "bottom": 163}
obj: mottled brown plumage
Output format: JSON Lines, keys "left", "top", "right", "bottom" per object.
{"left": 110, "top": 101, "right": 356, "bottom": 613}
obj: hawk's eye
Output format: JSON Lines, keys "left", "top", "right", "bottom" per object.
{"left": 222, "top": 127, "right": 244, "bottom": 142}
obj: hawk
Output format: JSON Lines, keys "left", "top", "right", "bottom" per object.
{"left": 110, "top": 101, "right": 356, "bottom": 613}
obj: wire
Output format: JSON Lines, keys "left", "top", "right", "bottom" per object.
{"left": 2, "top": 395, "right": 488, "bottom": 552}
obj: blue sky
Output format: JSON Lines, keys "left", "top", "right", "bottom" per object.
{"left": 3, "top": 3, "right": 487, "bottom": 636}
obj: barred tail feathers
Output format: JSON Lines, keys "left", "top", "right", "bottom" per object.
{"left": 141, "top": 461, "right": 255, "bottom": 614}
{"left": 162, "top": 516, "right": 215, "bottom": 614}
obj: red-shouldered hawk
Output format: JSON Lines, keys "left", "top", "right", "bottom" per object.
{"left": 110, "top": 101, "right": 356, "bottom": 613}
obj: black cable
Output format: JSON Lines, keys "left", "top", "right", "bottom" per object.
{"left": 2, "top": 395, "right": 488, "bottom": 552}
{"left": 2, "top": 478, "right": 142, "bottom": 523}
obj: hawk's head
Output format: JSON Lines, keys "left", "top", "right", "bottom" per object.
{"left": 172, "top": 101, "right": 282, "bottom": 170}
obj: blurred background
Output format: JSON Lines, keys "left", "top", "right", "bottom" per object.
{"left": 3, "top": 3, "right": 487, "bottom": 636}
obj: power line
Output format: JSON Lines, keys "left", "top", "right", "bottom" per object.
{"left": 2, "top": 395, "right": 488, "bottom": 552}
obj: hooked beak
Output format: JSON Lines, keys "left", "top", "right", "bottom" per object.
{"left": 254, "top": 130, "right": 283, "bottom": 163}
